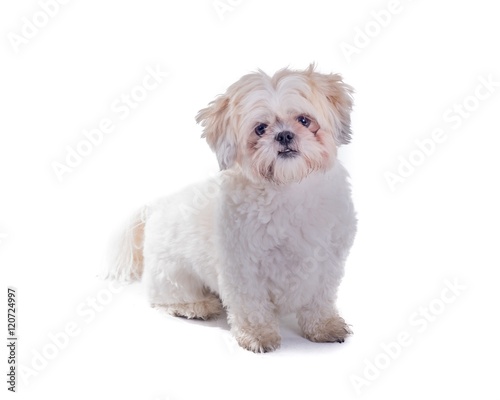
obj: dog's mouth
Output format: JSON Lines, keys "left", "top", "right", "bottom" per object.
{"left": 278, "top": 148, "right": 298, "bottom": 158}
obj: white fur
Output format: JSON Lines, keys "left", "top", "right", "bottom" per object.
{"left": 108, "top": 66, "right": 357, "bottom": 352}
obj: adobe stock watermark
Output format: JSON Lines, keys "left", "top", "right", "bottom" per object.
{"left": 177, "top": 172, "right": 223, "bottom": 220}
{"left": 51, "top": 64, "right": 168, "bottom": 183}
{"left": 277, "top": 238, "right": 331, "bottom": 297}
{"left": 385, "top": 74, "right": 499, "bottom": 191}
{"left": 349, "top": 277, "right": 466, "bottom": 395}
{"left": 18, "top": 281, "right": 124, "bottom": 386}
{"left": 213, "top": 0, "right": 244, "bottom": 21}
{"left": 340, "top": 0, "right": 414, "bottom": 63}
{"left": 7, "top": 0, "right": 71, "bottom": 54}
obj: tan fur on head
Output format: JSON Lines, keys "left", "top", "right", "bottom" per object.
{"left": 195, "top": 95, "right": 235, "bottom": 170}
{"left": 196, "top": 65, "right": 354, "bottom": 183}
{"left": 302, "top": 65, "right": 354, "bottom": 145}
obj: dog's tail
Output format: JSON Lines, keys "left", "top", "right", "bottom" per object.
{"left": 106, "top": 206, "right": 148, "bottom": 282}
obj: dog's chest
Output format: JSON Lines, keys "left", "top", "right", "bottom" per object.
{"left": 221, "top": 175, "right": 338, "bottom": 266}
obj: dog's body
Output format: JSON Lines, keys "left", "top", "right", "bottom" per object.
{"left": 109, "top": 66, "right": 357, "bottom": 352}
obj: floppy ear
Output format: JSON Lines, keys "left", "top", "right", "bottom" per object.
{"left": 309, "top": 68, "right": 354, "bottom": 145}
{"left": 196, "top": 95, "right": 237, "bottom": 170}
{"left": 327, "top": 75, "right": 354, "bottom": 145}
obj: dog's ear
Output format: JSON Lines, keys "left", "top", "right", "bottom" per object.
{"left": 196, "top": 95, "right": 237, "bottom": 170}
{"left": 308, "top": 67, "right": 354, "bottom": 145}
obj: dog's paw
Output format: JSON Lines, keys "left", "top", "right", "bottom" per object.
{"left": 302, "top": 316, "right": 352, "bottom": 343}
{"left": 235, "top": 330, "right": 281, "bottom": 353}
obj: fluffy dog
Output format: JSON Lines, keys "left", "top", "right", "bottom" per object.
{"left": 108, "top": 65, "right": 357, "bottom": 353}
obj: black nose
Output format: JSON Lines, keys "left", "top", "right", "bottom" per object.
{"left": 275, "top": 131, "right": 295, "bottom": 146}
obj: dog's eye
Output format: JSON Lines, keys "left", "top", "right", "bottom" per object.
{"left": 255, "top": 123, "right": 267, "bottom": 136}
{"left": 297, "top": 116, "right": 311, "bottom": 127}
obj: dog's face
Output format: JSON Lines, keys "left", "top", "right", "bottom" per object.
{"left": 196, "top": 65, "right": 353, "bottom": 184}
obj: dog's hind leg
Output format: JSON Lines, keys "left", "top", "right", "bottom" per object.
{"left": 143, "top": 259, "right": 223, "bottom": 320}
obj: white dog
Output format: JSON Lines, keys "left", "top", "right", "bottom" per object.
{"left": 108, "top": 65, "right": 357, "bottom": 353}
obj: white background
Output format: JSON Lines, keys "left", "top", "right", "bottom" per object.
{"left": 1, "top": 0, "right": 500, "bottom": 399}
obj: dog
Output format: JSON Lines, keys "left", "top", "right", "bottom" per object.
{"left": 107, "top": 65, "right": 357, "bottom": 353}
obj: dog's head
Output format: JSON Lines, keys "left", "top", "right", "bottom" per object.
{"left": 196, "top": 65, "right": 353, "bottom": 184}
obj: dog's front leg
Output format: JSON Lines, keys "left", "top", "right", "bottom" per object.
{"left": 296, "top": 279, "right": 352, "bottom": 343}
{"left": 219, "top": 269, "right": 281, "bottom": 353}
{"left": 227, "top": 298, "right": 281, "bottom": 353}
